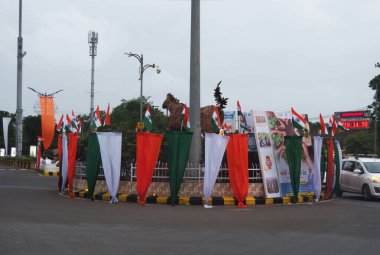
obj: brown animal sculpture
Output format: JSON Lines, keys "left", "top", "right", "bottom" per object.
{"left": 162, "top": 81, "right": 228, "bottom": 133}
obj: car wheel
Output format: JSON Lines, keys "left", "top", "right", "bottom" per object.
{"left": 335, "top": 188, "right": 343, "bottom": 197}
{"left": 363, "top": 185, "right": 372, "bottom": 201}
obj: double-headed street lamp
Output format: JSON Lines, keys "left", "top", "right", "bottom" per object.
{"left": 125, "top": 52, "right": 161, "bottom": 121}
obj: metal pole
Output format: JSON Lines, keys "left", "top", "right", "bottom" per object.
{"left": 375, "top": 84, "right": 378, "bottom": 156}
{"left": 189, "top": 0, "right": 201, "bottom": 165}
{"left": 90, "top": 53, "right": 95, "bottom": 125}
{"left": 16, "top": 0, "right": 24, "bottom": 156}
{"left": 140, "top": 54, "right": 144, "bottom": 121}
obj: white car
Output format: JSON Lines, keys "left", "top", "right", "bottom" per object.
{"left": 338, "top": 157, "right": 380, "bottom": 200}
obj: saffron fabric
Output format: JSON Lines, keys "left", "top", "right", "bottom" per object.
{"left": 325, "top": 135, "right": 334, "bottom": 199}
{"left": 226, "top": 134, "right": 248, "bottom": 208}
{"left": 39, "top": 96, "right": 55, "bottom": 150}
{"left": 136, "top": 132, "right": 163, "bottom": 204}
{"left": 67, "top": 133, "right": 79, "bottom": 197}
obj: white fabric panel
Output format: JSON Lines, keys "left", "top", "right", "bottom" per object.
{"left": 2, "top": 117, "right": 11, "bottom": 155}
{"left": 313, "top": 136, "right": 323, "bottom": 201}
{"left": 203, "top": 133, "right": 229, "bottom": 208}
{"left": 335, "top": 140, "right": 343, "bottom": 185}
{"left": 61, "top": 134, "right": 69, "bottom": 192}
{"left": 97, "top": 132, "right": 122, "bottom": 203}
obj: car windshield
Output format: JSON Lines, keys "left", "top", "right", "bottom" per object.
{"left": 363, "top": 162, "right": 380, "bottom": 173}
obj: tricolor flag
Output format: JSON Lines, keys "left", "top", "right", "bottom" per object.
{"left": 104, "top": 103, "right": 111, "bottom": 126}
{"left": 180, "top": 104, "right": 190, "bottom": 131}
{"left": 223, "top": 122, "right": 231, "bottom": 134}
{"left": 66, "top": 114, "right": 74, "bottom": 133}
{"left": 143, "top": 104, "right": 152, "bottom": 131}
{"left": 91, "top": 106, "right": 102, "bottom": 130}
{"left": 329, "top": 116, "right": 338, "bottom": 136}
{"left": 56, "top": 114, "right": 64, "bottom": 132}
{"left": 319, "top": 114, "right": 328, "bottom": 136}
{"left": 211, "top": 106, "right": 221, "bottom": 132}
{"left": 337, "top": 117, "right": 348, "bottom": 131}
{"left": 77, "top": 115, "right": 82, "bottom": 133}
{"left": 237, "top": 101, "right": 250, "bottom": 132}
{"left": 71, "top": 110, "right": 78, "bottom": 130}
{"left": 291, "top": 107, "right": 307, "bottom": 134}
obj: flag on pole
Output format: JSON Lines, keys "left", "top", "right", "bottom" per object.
{"left": 180, "top": 104, "right": 190, "bottom": 131}
{"left": 66, "top": 114, "right": 74, "bottom": 133}
{"left": 104, "top": 103, "right": 111, "bottom": 126}
{"left": 337, "top": 117, "right": 348, "bottom": 131}
{"left": 223, "top": 123, "right": 231, "bottom": 134}
{"left": 329, "top": 117, "right": 338, "bottom": 136}
{"left": 71, "top": 110, "right": 78, "bottom": 130}
{"left": 211, "top": 106, "right": 221, "bottom": 132}
{"left": 143, "top": 104, "right": 152, "bottom": 131}
{"left": 319, "top": 114, "right": 328, "bottom": 136}
{"left": 291, "top": 107, "right": 307, "bottom": 134}
{"left": 237, "top": 101, "right": 250, "bottom": 132}
{"left": 77, "top": 116, "right": 82, "bottom": 133}
{"left": 94, "top": 106, "right": 102, "bottom": 128}
{"left": 56, "top": 114, "right": 64, "bottom": 132}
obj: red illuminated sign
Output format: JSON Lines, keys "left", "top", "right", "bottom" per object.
{"left": 340, "top": 111, "right": 365, "bottom": 118}
{"left": 342, "top": 120, "right": 369, "bottom": 129}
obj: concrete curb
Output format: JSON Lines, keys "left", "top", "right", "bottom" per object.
{"left": 73, "top": 190, "right": 320, "bottom": 206}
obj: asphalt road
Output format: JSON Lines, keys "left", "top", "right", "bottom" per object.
{"left": 1, "top": 166, "right": 380, "bottom": 255}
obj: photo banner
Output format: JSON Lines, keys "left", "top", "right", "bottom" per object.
{"left": 252, "top": 111, "right": 281, "bottom": 198}
{"left": 39, "top": 96, "right": 55, "bottom": 150}
{"left": 136, "top": 132, "right": 163, "bottom": 205}
{"left": 2, "top": 117, "right": 11, "bottom": 155}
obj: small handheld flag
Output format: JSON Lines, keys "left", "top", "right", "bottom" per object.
{"left": 291, "top": 107, "right": 307, "bottom": 134}
{"left": 211, "top": 106, "right": 221, "bottom": 132}
{"left": 319, "top": 114, "right": 328, "bottom": 136}
{"left": 143, "top": 104, "right": 152, "bottom": 131}
{"left": 180, "top": 104, "right": 190, "bottom": 131}
{"left": 56, "top": 114, "right": 64, "bottom": 132}
{"left": 104, "top": 103, "right": 111, "bottom": 126}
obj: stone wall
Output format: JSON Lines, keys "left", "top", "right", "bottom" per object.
{"left": 74, "top": 178, "right": 265, "bottom": 197}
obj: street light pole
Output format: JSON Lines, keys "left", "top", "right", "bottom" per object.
{"left": 16, "top": 0, "right": 26, "bottom": 156}
{"left": 124, "top": 52, "right": 160, "bottom": 121}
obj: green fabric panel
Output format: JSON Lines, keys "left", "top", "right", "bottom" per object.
{"left": 284, "top": 136, "right": 302, "bottom": 203}
{"left": 166, "top": 130, "right": 193, "bottom": 205}
{"left": 85, "top": 133, "right": 101, "bottom": 200}
{"left": 320, "top": 140, "right": 327, "bottom": 183}
{"left": 333, "top": 140, "right": 341, "bottom": 194}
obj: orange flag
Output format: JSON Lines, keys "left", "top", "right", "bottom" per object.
{"left": 39, "top": 96, "right": 55, "bottom": 150}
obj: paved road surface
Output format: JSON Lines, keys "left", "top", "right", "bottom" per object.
{"left": 1, "top": 166, "right": 379, "bottom": 255}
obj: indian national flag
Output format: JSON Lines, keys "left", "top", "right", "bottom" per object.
{"left": 237, "top": 100, "right": 250, "bottom": 132}
{"left": 143, "top": 104, "right": 152, "bottom": 131}
{"left": 337, "top": 117, "right": 348, "bottom": 131}
{"left": 211, "top": 106, "right": 221, "bottom": 132}
{"left": 77, "top": 116, "right": 82, "bottom": 133}
{"left": 319, "top": 114, "right": 328, "bottom": 136}
{"left": 66, "top": 114, "right": 74, "bottom": 133}
{"left": 329, "top": 116, "right": 338, "bottom": 136}
{"left": 56, "top": 114, "right": 64, "bottom": 132}
{"left": 104, "top": 103, "right": 111, "bottom": 126}
{"left": 92, "top": 105, "right": 102, "bottom": 129}
{"left": 291, "top": 107, "right": 307, "bottom": 134}
{"left": 71, "top": 110, "right": 78, "bottom": 130}
{"left": 180, "top": 104, "right": 190, "bottom": 130}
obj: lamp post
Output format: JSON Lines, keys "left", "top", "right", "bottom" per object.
{"left": 124, "top": 52, "right": 160, "bottom": 121}
{"left": 88, "top": 31, "right": 98, "bottom": 127}
{"left": 374, "top": 63, "right": 379, "bottom": 155}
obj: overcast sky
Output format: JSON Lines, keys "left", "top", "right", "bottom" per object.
{"left": 1, "top": 0, "right": 380, "bottom": 120}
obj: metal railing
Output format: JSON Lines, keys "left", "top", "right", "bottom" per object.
{"left": 75, "top": 161, "right": 263, "bottom": 183}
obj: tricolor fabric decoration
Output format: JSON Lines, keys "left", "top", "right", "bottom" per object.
{"left": 226, "top": 134, "right": 248, "bottom": 208}
{"left": 333, "top": 140, "right": 342, "bottom": 195}
{"left": 91, "top": 105, "right": 102, "bottom": 130}
{"left": 67, "top": 133, "right": 79, "bottom": 198}
{"left": 211, "top": 106, "right": 221, "bottom": 132}
{"left": 136, "top": 132, "right": 163, "bottom": 205}
{"left": 180, "top": 104, "right": 190, "bottom": 131}
{"left": 143, "top": 104, "right": 153, "bottom": 132}
{"left": 36, "top": 136, "right": 43, "bottom": 171}
{"left": 77, "top": 116, "right": 82, "bottom": 133}
{"left": 40, "top": 96, "right": 55, "bottom": 150}
{"left": 85, "top": 133, "right": 102, "bottom": 200}
{"left": 2, "top": 117, "right": 11, "bottom": 155}
{"left": 237, "top": 101, "right": 250, "bottom": 132}
{"left": 337, "top": 117, "right": 347, "bottom": 131}
{"left": 329, "top": 117, "right": 338, "bottom": 137}
{"left": 313, "top": 136, "right": 323, "bottom": 202}
{"left": 60, "top": 134, "right": 69, "bottom": 193}
{"left": 319, "top": 114, "right": 328, "bottom": 136}
{"left": 325, "top": 135, "right": 335, "bottom": 199}
{"left": 56, "top": 114, "right": 64, "bottom": 132}
{"left": 97, "top": 132, "right": 122, "bottom": 203}
{"left": 57, "top": 134, "right": 63, "bottom": 192}
{"left": 166, "top": 130, "right": 193, "bottom": 205}
{"left": 66, "top": 114, "right": 74, "bottom": 133}
{"left": 104, "top": 103, "right": 111, "bottom": 126}
{"left": 203, "top": 133, "right": 229, "bottom": 208}
{"left": 291, "top": 107, "right": 307, "bottom": 135}
{"left": 284, "top": 136, "right": 302, "bottom": 203}
{"left": 71, "top": 110, "right": 78, "bottom": 130}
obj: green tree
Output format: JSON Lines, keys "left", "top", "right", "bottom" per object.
{"left": 343, "top": 130, "right": 375, "bottom": 155}
{"left": 368, "top": 74, "right": 380, "bottom": 120}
